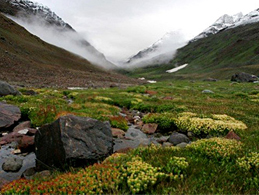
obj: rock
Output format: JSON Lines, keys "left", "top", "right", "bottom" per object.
{"left": 168, "top": 132, "right": 190, "bottom": 146}
{"left": 163, "top": 142, "right": 173, "bottom": 147}
{"left": 176, "top": 142, "right": 188, "bottom": 148}
{"left": 113, "top": 139, "right": 139, "bottom": 153}
{"left": 142, "top": 123, "right": 158, "bottom": 134}
{"left": 145, "top": 90, "right": 157, "bottom": 95}
{"left": 203, "top": 78, "right": 218, "bottom": 82}
{"left": 18, "top": 136, "right": 35, "bottom": 153}
{"left": 136, "top": 121, "right": 144, "bottom": 129}
{"left": 27, "top": 128, "right": 38, "bottom": 136}
{"left": 231, "top": 72, "right": 258, "bottom": 82}
{"left": 0, "top": 81, "right": 21, "bottom": 97}
{"left": 0, "top": 177, "right": 10, "bottom": 189}
{"left": 156, "top": 136, "right": 170, "bottom": 143}
{"left": 18, "top": 129, "right": 29, "bottom": 135}
{"left": 15, "top": 127, "right": 37, "bottom": 136}
{"left": 2, "top": 157, "right": 23, "bottom": 172}
{"left": 0, "top": 102, "right": 21, "bottom": 131}
{"left": 13, "top": 121, "right": 31, "bottom": 133}
{"left": 21, "top": 90, "right": 38, "bottom": 96}
{"left": 33, "top": 170, "right": 51, "bottom": 179}
{"left": 111, "top": 128, "right": 125, "bottom": 139}
{"left": 0, "top": 132, "right": 23, "bottom": 146}
{"left": 225, "top": 131, "right": 241, "bottom": 141}
{"left": 12, "top": 149, "right": 22, "bottom": 154}
{"left": 125, "top": 126, "right": 147, "bottom": 140}
{"left": 202, "top": 89, "right": 214, "bottom": 94}
{"left": 187, "top": 131, "right": 194, "bottom": 138}
{"left": 21, "top": 167, "right": 36, "bottom": 179}
{"left": 35, "top": 115, "right": 113, "bottom": 170}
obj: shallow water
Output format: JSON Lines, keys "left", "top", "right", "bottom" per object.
{"left": 0, "top": 144, "right": 36, "bottom": 181}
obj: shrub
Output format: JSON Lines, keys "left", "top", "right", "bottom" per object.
{"left": 119, "top": 156, "right": 168, "bottom": 194}
{"left": 1, "top": 164, "right": 120, "bottom": 194}
{"left": 236, "top": 152, "right": 259, "bottom": 172}
{"left": 127, "top": 86, "right": 147, "bottom": 93}
{"left": 163, "top": 156, "right": 189, "bottom": 176}
{"left": 143, "top": 113, "right": 177, "bottom": 131}
{"left": 236, "top": 152, "right": 259, "bottom": 189}
{"left": 109, "top": 115, "right": 128, "bottom": 131}
{"left": 175, "top": 112, "right": 247, "bottom": 135}
{"left": 187, "top": 137, "right": 243, "bottom": 161}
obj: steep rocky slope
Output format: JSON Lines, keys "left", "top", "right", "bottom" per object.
{"left": 0, "top": 13, "right": 141, "bottom": 88}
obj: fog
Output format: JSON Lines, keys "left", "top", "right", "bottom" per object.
{"left": 123, "top": 31, "right": 187, "bottom": 68}
{"left": 8, "top": 15, "right": 116, "bottom": 69}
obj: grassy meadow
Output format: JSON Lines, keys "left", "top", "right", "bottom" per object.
{"left": 1, "top": 80, "right": 259, "bottom": 194}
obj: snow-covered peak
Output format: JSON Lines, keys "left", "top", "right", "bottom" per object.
{"left": 5, "top": 0, "right": 71, "bottom": 29}
{"left": 192, "top": 8, "right": 259, "bottom": 42}
{"left": 126, "top": 31, "right": 186, "bottom": 65}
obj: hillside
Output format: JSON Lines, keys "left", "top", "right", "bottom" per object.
{"left": 0, "top": 0, "right": 116, "bottom": 69}
{"left": 124, "top": 18, "right": 259, "bottom": 80}
{"left": 0, "top": 13, "right": 140, "bottom": 88}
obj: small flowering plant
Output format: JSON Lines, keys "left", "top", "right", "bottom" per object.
{"left": 119, "top": 156, "right": 167, "bottom": 194}
{"left": 236, "top": 152, "right": 259, "bottom": 172}
{"left": 163, "top": 156, "right": 189, "bottom": 176}
{"left": 187, "top": 137, "right": 243, "bottom": 161}
{"left": 236, "top": 152, "right": 259, "bottom": 189}
{"left": 175, "top": 112, "right": 247, "bottom": 135}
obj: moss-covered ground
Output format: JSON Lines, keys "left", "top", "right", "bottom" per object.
{"left": 1, "top": 80, "right": 259, "bottom": 194}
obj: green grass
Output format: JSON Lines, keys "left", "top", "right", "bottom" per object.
{"left": 123, "top": 22, "right": 259, "bottom": 80}
{"left": 1, "top": 80, "right": 259, "bottom": 194}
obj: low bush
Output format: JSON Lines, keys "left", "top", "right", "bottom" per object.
{"left": 187, "top": 137, "right": 243, "bottom": 161}
{"left": 175, "top": 112, "right": 247, "bottom": 135}
{"left": 143, "top": 113, "right": 177, "bottom": 131}
{"left": 109, "top": 115, "right": 128, "bottom": 131}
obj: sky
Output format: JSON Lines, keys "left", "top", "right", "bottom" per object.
{"left": 34, "top": 0, "right": 259, "bottom": 63}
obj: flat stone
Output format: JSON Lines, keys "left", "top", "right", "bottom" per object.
{"left": 13, "top": 121, "right": 31, "bottom": 132}
{"left": 163, "top": 142, "right": 173, "bottom": 147}
{"left": 225, "top": 131, "right": 241, "bottom": 141}
{"left": 2, "top": 157, "right": 23, "bottom": 172}
{"left": 176, "top": 142, "right": 188, "bottom": 148}
{"left": 111, "top": 128, "right": 125, "bottom": 139}
{"left": 142, "top": 123, "right": 158, "bottom": 134}
{"left": 168, "top": 132, "right": 190, "bottom": 146}
{"left": 0, "top": 102, "right": 21, "bottom": 131}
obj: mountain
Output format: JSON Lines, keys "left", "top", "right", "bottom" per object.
{"left": 124, "top": 32, "right": 186, "bottom": 68}
{"left": 0, "top": 0, "right": 116, "bottom": 69}
{"left": 192, "top": 9, "right": 259, "bottom": 42}
{"left": 0, "top": 13, "right": 141, "bottom": 88}
{"left": 124, "top": 8, "right": 259, "bottom": 80}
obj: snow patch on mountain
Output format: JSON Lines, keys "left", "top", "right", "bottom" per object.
{"left": 192, "top": 8, "right": 259, "bottom": 42}
{"left": 166, "top": 64, "right": 188, "bottom": 73}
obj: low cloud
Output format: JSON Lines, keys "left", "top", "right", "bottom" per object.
{"left": 123, "top": 31, "right": 187, "bottom": 68}
{"left": 8, "top": 14, "right": 115, "bottom": 69}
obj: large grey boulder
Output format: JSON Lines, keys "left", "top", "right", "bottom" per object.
{"left": 35, "top": 115, "right": 113, "bottom": 170}
{"left": 231, "top": 72, "right": 258, "bottom": 82}
{"left": 0, "top": 81, "right": 21, "bottom": 97}
{"left": 168, "top": 132, "right": 190, "bottom": 146}
{"left": 0, "top": 102, "right": 21, "bottom": 131}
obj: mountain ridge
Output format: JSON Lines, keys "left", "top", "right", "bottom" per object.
{"left": 0, "top": 0, "right": 116, "bottom": 69}
{"left": 0, "top": 13, "right": 141, "bottom": 88}
{"left": 123, "top": 8, "right": 259, "bottom": 80}
{"left": 192, "top": 8, "right": 259, "bottom": 42}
